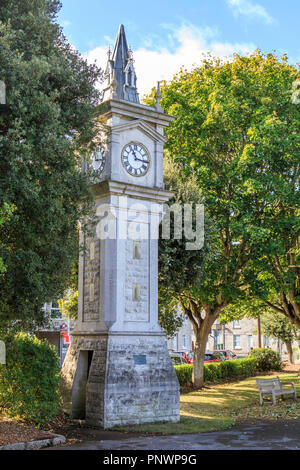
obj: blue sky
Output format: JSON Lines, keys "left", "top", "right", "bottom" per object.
{"left": 58, "top": 0, "right": 300, "bottom": 97}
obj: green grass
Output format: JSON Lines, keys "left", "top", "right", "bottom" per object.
{"left": 112, "top": 372, "right": 300, "bottom": 435}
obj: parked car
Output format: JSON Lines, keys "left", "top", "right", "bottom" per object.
{"left": 213, "top": 350, "right": 237, "bottom": 361}
{"left": 170, "top": 353, "right": 188, "bottom": 365}
{"left": 182, "top": 351, "right": 224, "bottom": 363}
{"left": 172, "top": 351, "right": 193, "bottom": 364}
{"left": 204, "top": 352, "right": 225, "bottom": 363}
{"left": 186, "top": 352, "right": 194, "bottom": 364}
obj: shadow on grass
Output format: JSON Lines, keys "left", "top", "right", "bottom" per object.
{"left": 111, "top": 373, "right": 300, "bottom": 436}
{"left": 112, "top": 415, "right": 234, "bottom": 435}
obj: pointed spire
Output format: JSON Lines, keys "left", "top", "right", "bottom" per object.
{"left": 112, "top": 24, "right": 128, "bottom": 71}
{"left": 102, "top": 25, "right": 140, "bottom": 103}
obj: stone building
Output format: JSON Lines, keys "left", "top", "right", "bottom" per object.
{"left": 168, "top": 316, "right": 194, "bottom": 352}
{"left": 168, "top": 316, "right": 293, "bottom": 358}
{"left": 35, "top": 302, "right": 73, "bottom": 367}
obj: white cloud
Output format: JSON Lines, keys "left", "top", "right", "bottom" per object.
{"left": 61, "top": 20, "right": 71, "bottom": 28}
{"left": 84, "top": 23, "right": 256, "bottom": 99}
{"left": 227, "top": 0, "right": 275, "bottom": 24}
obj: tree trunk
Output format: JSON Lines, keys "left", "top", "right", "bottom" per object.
{"left": 192, "top": 332, "right": 207, "bottom": 388}
{"left": 257, "top": 315, "right": 262, "bottom": 348}
{"left": 285, "top": 340, "right": 294, "bottom": 364}
{"left": 192, "top": 311, "right": 217, "bottom": 388}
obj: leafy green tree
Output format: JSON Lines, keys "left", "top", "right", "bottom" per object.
{"left": 156, "top": 51, "right": 300, "bottom": 387}
{"left": 159, "top": 156, "right": 215, "bottom": 381}
{"left": 158, "top": 293, "right": 185, "bottom": 339}
{"left": 0, "top": 0, "right": 103, "bottom": 330}
{"left": 261, "top": 311, "right": 297, "bottom": 364}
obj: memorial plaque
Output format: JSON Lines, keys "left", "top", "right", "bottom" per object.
{"left": 134, "top": 355, "right": 147, "bottom": 365}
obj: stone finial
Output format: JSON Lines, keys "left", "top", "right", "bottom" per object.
{"left": 110, "top": 70, "right": 118, "bottom": 100}
{"left": 128, "top": 46, "right": 134, "bottom": 62}
{"left": 155, "top": 81, "right": 163, "bottom": 111}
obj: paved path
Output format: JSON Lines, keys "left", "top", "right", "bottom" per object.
{"left": 51, "top": 420, "right": 300, "bottom": 450}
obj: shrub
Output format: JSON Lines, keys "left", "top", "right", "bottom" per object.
{"left": 248, "top": 348, "right": 282, "bottom": 372}
{"left": 174, "top": 357, "right": 258, "bottom": 387}
{"left": 175, "top": 364, "right": 193, "bottom": 386}
{"left": 0, "top": 332, "right": 60, "bottom": 425}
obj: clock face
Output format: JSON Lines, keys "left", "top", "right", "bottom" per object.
{"left": 121, "top": 142, "right": 150, "bottom": 177}
{"left": 91, "top": 147, "right": 106, "bottom": 174}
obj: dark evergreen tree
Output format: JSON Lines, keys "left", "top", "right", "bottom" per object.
{"left": 0, "top": 0, "right": 104, "bottom": 330}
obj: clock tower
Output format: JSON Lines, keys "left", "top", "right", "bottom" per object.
{"left": 61, "top": 25, "right": 180, "bottom": 429}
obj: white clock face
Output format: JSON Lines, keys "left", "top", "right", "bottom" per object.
{"left": 121, "top": 142, "right": 150, "bottom": 177}
{"left": 91, "top": 148, "right": 106, "bottom": 174}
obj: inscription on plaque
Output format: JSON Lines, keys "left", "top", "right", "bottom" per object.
{"left": 133, "top": 355, "right": 147, "bottom": 365}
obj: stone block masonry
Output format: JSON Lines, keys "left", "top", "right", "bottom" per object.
{"left": 61, "top": 333, "right": 180, "bottom": 429}
{"left": 60, "top": 24, "right": 180, "bottom": 429}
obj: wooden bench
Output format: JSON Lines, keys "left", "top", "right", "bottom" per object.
{"left": 256, "top": 377, "right": 297, "bottom": 405}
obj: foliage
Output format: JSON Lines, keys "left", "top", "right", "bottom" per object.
{"left": 58, "top": 256, "right": 79, "bottom": 320}
{"left": 154, "top": 50, "right": 300, "bottom": 386}
{"left": 58, "top": 289, "right": 78, "bottom": 320}
{"left": 248, "top": 348, "right": 282, "bottom": 371}
{"left": 174, "top": 358, "right": 257, "bottom": 386}
{"left": 261, "top": 311, "right": 297, "bottom": 344}
{"left": 158, "top": 155, "right": 212, "bottom": 337}
{"left": 174, "top": 364, "right": 193, "bottom": 386}
{"left": 159, "top": 154, "right": 212, "bottom": 293}
{"left": 0, "top": 0, "right": 103, "bottom": 330}
{"left": 158, "top": 294, "right": 184, "bottom": 338}
{"left": 0, "top": 203, "right": 14, "bottom": 276}
{"left": 0, "top": 332, "right": 60, "bottom": 424}
{"left": 218, "top": 296, "right": 267, "bottom": 324}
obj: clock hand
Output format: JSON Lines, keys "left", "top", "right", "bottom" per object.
{"left": 131, "top": 150, "right": 138, "bottom": 160}
{"left": 134, "top": 157, "right": 150, "bottom": 164}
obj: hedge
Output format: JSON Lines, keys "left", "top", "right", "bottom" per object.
{"left": 248, "top": 348, "right": 282, "bottom": 371}
{"left": 174, "top": 351, "right": 281, "bottom": 387}
{"left": 0, "top": 332, "right": 60, "bottom": 425}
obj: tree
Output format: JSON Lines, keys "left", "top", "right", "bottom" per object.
{"left": 0, "top": 0, "right": 104, "bottom": 330}
{"left": 157, "top": 51, "right": 300, "bottom": 387}
{"left": 158, "top": 156, "right": 216, "bottom": 385}
{"left": 261, "top": 311, "right": 297, "bottom": 364}
{"left": 158, "top": 155, "right": 211, "bottom": 339}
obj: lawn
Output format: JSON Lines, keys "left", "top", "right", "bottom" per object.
{"left": 113, "top": 371, "right": 300, "bottom": 435}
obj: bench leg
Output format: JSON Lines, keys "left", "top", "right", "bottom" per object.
{"left": 272, "top": 391, "right": 277, "bottom": 405}
{"left": 259, "top": 393, "right": 263, "bottom": 406}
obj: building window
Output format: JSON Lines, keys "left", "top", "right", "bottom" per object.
{"left": 183, "top": 335, "right": 187, "bottom": 348}
{"left": 233, "top": 335, "right": 241, "bottom": 348}
{"left": 47, "top": 301, "right": 62, "bottom": 319}
{"left": 233, "top": 320, "right": 240, "bottom": 328}
{"left": 133, "top": 241, "right": 141, "bottom": 260}
{"left": 248, "top": 335, "right": 253, "bottom": 351}
{"left": 133, "top": 283, "right": 140, "bottom": 302}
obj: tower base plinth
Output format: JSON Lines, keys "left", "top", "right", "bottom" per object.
{"left": 60, "top": 333, "right": 180, "bottom": 429}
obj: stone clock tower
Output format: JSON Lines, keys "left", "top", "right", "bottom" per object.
{"left": 61, "top": 25, "right": 180, "bottom": 429}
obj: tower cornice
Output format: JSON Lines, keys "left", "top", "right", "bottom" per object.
{"left": 96, "top": 98, "right": 175, "bottom": 128}
{"left": 93, "top": 179, "right": 174, "bottom": 203}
